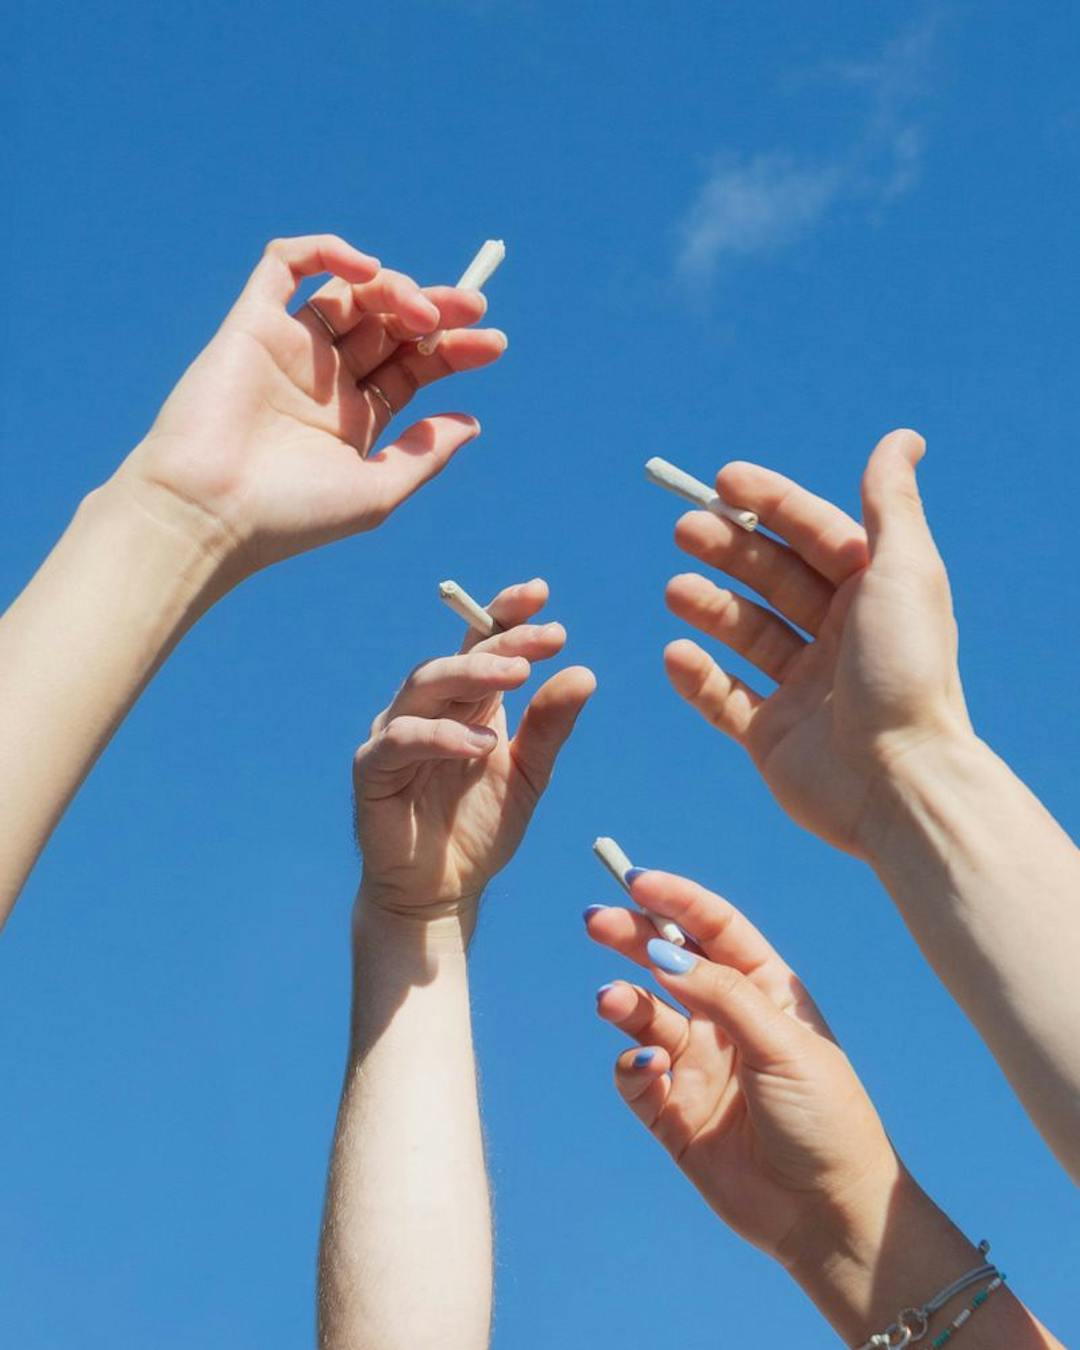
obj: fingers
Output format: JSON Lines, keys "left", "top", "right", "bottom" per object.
{"left": 644, "top": 941, "right": 805, "bottom": 1074}
{"left": 613, "top": 1046, "right": 672, "bottom": 1129}
{"left": 860, "top": 429, "right": 941, "bottom": 567}
{"left": 363, "top": 414, "right": 481, "bottom": 514}
{"left": 338, "top": 284, "right": 487, "bottom": 378}
{"left": 716, "top": 461, "right": 869, "bottom": 586}
{"left": 596, "top": 981, "right": 690, "bottom": 1058}
{"left": 663, "top": 638, "right": 763, "bottom": 744}
{"left": 468, "top": 622, "right": 567, "bottom": 662}
{"left": 359, "top": 326, "right": 508, "bottom": 433}
{"left": 509, "top": 666, "right": 596, "bottom": 797}
{"left": 356, "top": 715, "right": 498, "bottom": 790}
{"left": 459, "top": 578, "right": 551, "bottom": 653}
{"left": 381, "top": 652, "right": 531, "bottom": 722}
{"left": 242, "top": 235, "right": 380, "bottom": 308}
{"left": 666, "top": 573, "right": 806, "bottom": 683}
{"left": 674, "top": 510, "right": 836, "bottom": 636}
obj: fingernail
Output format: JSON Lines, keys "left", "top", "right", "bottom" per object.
{"left": 583, "top": 904, "right": 609, "bottom": 923}
{"left": 465, "top": 287, "right": 488, "bottom": 313}
{"left": 632, "top": 1049, "right": 656, "bottom": 1068}
{"left": 624, "top": 866, "right": 649, "bottom": 885}
{"left": 492, "top": 329, "right": 509, "bottom": 351}
{"left": 595, "top": 982, "right": 616, "bottom": 1000}
{"left": 647, "top": 938, "right": 697, "bottom": 975}
{"left": 465, "top": 727, "right": 498, "bottom": 751}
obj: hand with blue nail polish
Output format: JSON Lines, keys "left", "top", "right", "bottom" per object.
{"left": 593, "top": 869, "right": 1059, "bottom": 1344}
{"left": 591, "top": 867, "right": 973, "bottom": 1335}
{"left": 353, "top": 580, "right": 595, "bottom": 925}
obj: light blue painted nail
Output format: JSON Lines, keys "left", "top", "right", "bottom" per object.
{"left": 647, "top": 938, "right": 697, "bottom": 975}
{"left": 624, "top": 866, "right": 649, "bottom": 885}
{"left": 632, "top": 1048, "right": 656, "bottom": 1068}
{"left": 596, "top": 983, "right": 616, "bottom": 1000}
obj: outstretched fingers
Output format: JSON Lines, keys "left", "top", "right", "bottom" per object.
{"left": 664, "top": 638, "right": 763, "bottom": 744}
{"left": 716, "top": 461, "right": 869, "bottom": 587}
{"left": 666, "top": 573, "right": 806, "bottom": 683}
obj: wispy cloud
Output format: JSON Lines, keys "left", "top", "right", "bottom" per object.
{"left": 677, "top": 15, "right": 943, "bottom": 284}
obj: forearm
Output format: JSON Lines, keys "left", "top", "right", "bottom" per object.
{"left": 0, "top": 473, "right": 228, "bottom": 922}
{"left": 859, "top": 733, "right": 1080, "bottom": 1179}
{"left": 317, "top": 897, "right": 492, "bottom": 1350}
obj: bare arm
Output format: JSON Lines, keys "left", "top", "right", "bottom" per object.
{"left": 0, "top": 234, "right": 504, "bottom": 926}
{"left": 662, "top": 429, "right": 1080, "bottom": 1181}
{"left": 318, "top": 579, "right": 595, "bottom": 1349}
{"left": 318, "top": 905, "right": 491, "bottom": 1350}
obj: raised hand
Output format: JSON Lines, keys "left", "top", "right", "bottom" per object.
{"left": 585, "top": 870, "right": 895, "bottom": 1260}
{"left": 354, "top": 579, "right": 596, "bottom": 919}
{"left": 116, "top": 234, "right": 507, "bottom": 578}
{"left": 663, "top": 429, "right": 971, "bottom": 855}
{"left": 584, "top": 871, "right": 1060, "bottom": 1347}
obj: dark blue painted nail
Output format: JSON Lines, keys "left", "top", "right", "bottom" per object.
{"left": 647, "top": 938, "right": 697, "bottom": 975}
{"left": 624, "top": 867, "right": 649, "bottom": 885}
{"left": 632, "top": 1048, "right": 657, "bottom": 1068}
{"left": 583, "top": 904, "right": 609, "bottom": 922}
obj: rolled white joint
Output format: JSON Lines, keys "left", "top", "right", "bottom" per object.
{"left": 417, "top": 239, "right": 506, "bottom": 356}
{"left": 644, "top": 456, "right": 758, "bottom": 532}
{"left": 438, "top": 579, "right": 502, "bottom": 638}
{"left": 592, "top": 836, "right": 686, "bottom": 947}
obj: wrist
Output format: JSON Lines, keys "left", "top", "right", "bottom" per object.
{"left": 853, "top": 727, "right": 996, "bottom": 869}
{"left": 782, "top": 1163, "right": 985, "bottom": 1343}
{"left": 68, "top": 474, "right": 237, "bottom": 636}
{"left": 102, "top": 453, "right": 248, "bottom": 600}
{"left": 355, "top": 882, "right": 481, "bottom": 953}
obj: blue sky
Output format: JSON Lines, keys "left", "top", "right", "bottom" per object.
{"left": 4, "top": 2, "right": 1080, "bottom": 1344}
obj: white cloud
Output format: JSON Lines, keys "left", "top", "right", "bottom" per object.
{"left": 677, "top": 14, "right": 942, "bottom": 283}
{"left": 677, "top": 155, "right": 840, "bottom": 282}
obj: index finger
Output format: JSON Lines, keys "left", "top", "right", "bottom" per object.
{"left": 240, "top": 234, "right": 381, "bottom": 308}
{"left": 460, "top": 578, "right": 551, "bottom": 652}
{"left": 716, "top": 462, "right": 868, "bottom": 587}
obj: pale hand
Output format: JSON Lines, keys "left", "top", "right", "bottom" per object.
{"left": 354, "top": 579, "right": 596, "bottom": 918}
{"left": 663, "top": 429, "right": 973, "bottom": 855}
{"left": 112, "top": 234, "right": 507, "bottom": 579}
{"left": 586, "top": 871, "right": 898, "bottom": 1262}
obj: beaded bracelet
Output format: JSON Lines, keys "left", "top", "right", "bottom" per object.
{"left": 930, "top": 1274, "right": 1006, "bottom": 1347}
{"left": 854, "top": 1241, "right": 998, "bottom": 1349}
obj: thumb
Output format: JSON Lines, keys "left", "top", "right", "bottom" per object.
{"left": 860, "top": 428, "right": 938, "bottom": 565}
{"left": 509, "top": 666, "right": 596, "bottom": 798}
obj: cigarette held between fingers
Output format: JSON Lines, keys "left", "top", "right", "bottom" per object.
{"left": 644, "top": 456, "right": 758, "bottom": 532}
{"left": 592, "top": 837, "right": 686, "bottom": 947}
{"left": 418, "top": 239, "right": 506, "bottom": 356}
{"left": 438, "top": 580, "right": 502, "bottom": 637}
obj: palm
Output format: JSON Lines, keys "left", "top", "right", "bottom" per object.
{"left": 358, "top": 703, "right": 537, "bottom": 907}
{"left": 136, "top": 321, "right": 386, "bottom": 561}
{"left": 661, "top": 1001, "right": 852, "bottom": 1256}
